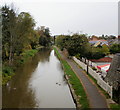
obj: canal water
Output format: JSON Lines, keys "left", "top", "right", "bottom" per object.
{"left": 2, "top": 48, "right": 76, "bottom": 108}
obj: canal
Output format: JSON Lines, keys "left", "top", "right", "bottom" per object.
{"left": 2, "top": 48, "right": 76, "bottom": 108}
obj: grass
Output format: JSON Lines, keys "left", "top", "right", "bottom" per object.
{"left": 53, "top": 47, "right": 89, "bottom": 109}
{"left": 110, "top": 103, "right": 120, "bottom": 109}
{"left": 18, "top": 49, "right": 38, "bottom": 64}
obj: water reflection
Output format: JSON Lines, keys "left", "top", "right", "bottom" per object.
{"left": 3, "top": 48, "right": 75, "bottom": 108}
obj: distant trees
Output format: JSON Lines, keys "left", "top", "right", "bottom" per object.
{"left": 37, "top": 26, "right": 51, "bottom": 46}
{"left": 56, "top": 34, "right": 111, "bottom": 60}
{"left": 56, "top": 34, "right": 89, "bottom": 57}
{"left": 99, "top": 35, "right": 116, "bottom": 40}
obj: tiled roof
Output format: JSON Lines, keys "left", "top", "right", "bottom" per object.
{"left": 90, "top": 57, "right": 112, "bottom": 62}
{"left": 89, "top": 40, "right": 108, "bottom": 45}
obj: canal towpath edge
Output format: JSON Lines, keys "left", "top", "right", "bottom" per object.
{"left": 55, "top": 47, "right": 109, "bottom": 109}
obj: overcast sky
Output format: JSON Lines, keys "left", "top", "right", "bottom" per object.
{"left": 0, "top": 0, "right": 119, "bottom": 36}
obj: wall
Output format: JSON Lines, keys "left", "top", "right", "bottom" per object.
{"left": 73, "top": 57, "right": 113, "bottom": 98}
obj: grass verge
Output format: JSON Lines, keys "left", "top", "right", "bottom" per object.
{"left": 110, "top": 103, "right": 120, "bottom": 109}
{"left": 53, "top": 47, "right": 89, "bottom": 109}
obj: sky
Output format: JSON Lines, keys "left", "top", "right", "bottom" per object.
{"left": 0, "top": 0, "right": 119, "bottom": 36}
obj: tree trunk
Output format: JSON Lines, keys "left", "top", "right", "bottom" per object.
{"left": 9, "top": 35, "right": 13, "bottom": 65}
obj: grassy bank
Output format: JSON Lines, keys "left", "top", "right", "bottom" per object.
{"left": 53, "top": 47, "right": 89, "bottom": 109}
{"left": 2, "top": 49, "right": 38, "bottom": 85}
{"left": 17, "top": 49, "right": 38, "bottom": 64}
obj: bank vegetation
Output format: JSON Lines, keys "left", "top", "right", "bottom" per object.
{"left": 2, "top": 4, "right": 51, "bottom": 85}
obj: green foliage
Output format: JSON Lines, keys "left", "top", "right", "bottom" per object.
{"left": 92, "top": 67, "right": 97, "bottom": 71}
{"left": 39, "top": 35, "right": 50, "bottom": 46}
{"left": 110, "top": 44, "right": 120, "bottom": 54}
{"left": 18, "top": 49, "right": 38, "bottom": 64}
{"left": 2, "top": 65, "right": 14, "bottom": 85}
{"left": 2, "top": 5, "right": 39, "bottom": 64}
{"left": 110, "top": 103, "right": 120, "bottom": 109}
{"left": 53, "top": 47, "right": 89, "bottom": 109}
{"left": 44, "top": 27, "right": 50, "bottom": 37}
{"left": 2, "top": 5, "right": 17, "bottom": 61}
{"left": 101, "top": 45, "right": 110, "bottom": 55}
{"left": 2, "top": 4, "right": 51, "bottom": 85}
{"left": 55, "top": 35, "right": 66, "bottom": 50}
{"left": 55, "top": 33, "right": 110, "bottom": 60}
{"left": 1, "top": 4, "right": 51, "bottom": 84}
{"left": 37, "top": 26, "right": 51, "bottom": 47}
{"left": 2, "top": 49, "right": 38, "bottom": 85}
{"left": 56, "top": 34, "right": 89, "bottom": 57}
{"left": 2, "top": 66, "right": 14, "bottom": 76}
{"left": 86, "top": 46, "right": 108, "bottom": 60}
{"left": 75, "top": 53, "right": 81, "bottom": 59}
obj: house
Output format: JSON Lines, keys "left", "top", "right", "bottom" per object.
{"left": 89, "top": 36, "right": 109, "bottom": 47}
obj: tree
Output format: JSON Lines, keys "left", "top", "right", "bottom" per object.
{"left": 39, "top": 35, "right": 48, "bottom": 46}
{"left": 15, "top": 12, "right": 36, "bottom": 53}
{"left": 44, "top": 27, "right": 50, "bottom": 37}
{"left": 56, "top": 34, "right": 89, "bottom": 57}
{"left": 2, "top": 5, "right": 17, "bottom": 65}
{"left": 2, "top": 5, "right": 37, "bottom": 64}
{"left": 55, "top": 35, "right": 66, "bottom": 50}
{"left": 110, "top": 44, "right": 120, "bottom": 54}
{"left": 101, "top": 45, "right": 109, "bottom": 55}
{"left": 66, "top": 34, "right": 88, "bottom": 56}
{"left": 37, "top": 26, "right": 51, "bottom": 47}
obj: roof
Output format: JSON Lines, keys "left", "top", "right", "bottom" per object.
{"left": 89, "top": 40, "right": 108, "bottom": 46}
{"left": 94, "top": 41, "right": 101, "bottom": 47}
{"left": 97, "top": 64, "right": 110, "bottom": 72}
{"left": 90, "top": 57, "right": 112, "bottom": 62}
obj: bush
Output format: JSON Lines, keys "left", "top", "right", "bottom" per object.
{"left": 110, "top": 44, "right": 120, "bottom": 54}
{"left": 75, "top": 53, "right": 81, "bottom": 59}
{"left": 2, "top": 66, "right": 14, "bottom": 76}
{"left": 19, "top": 49, "right": 38, "bottom": 64}
{"left": 92, "top": 67, "right": 97, "bottom": 71}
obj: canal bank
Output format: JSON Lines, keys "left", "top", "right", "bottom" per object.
{"left": 53, "top": 46, "right": 109, "bottom": 109}
{"left": 3, "top": 48, "right": 76, "bottom": 108}
{"left": 2, "top": 49, "right": 39, "bottom": 85}
{"left": 53, "top": 47, "right": 89, "bottom": 109}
